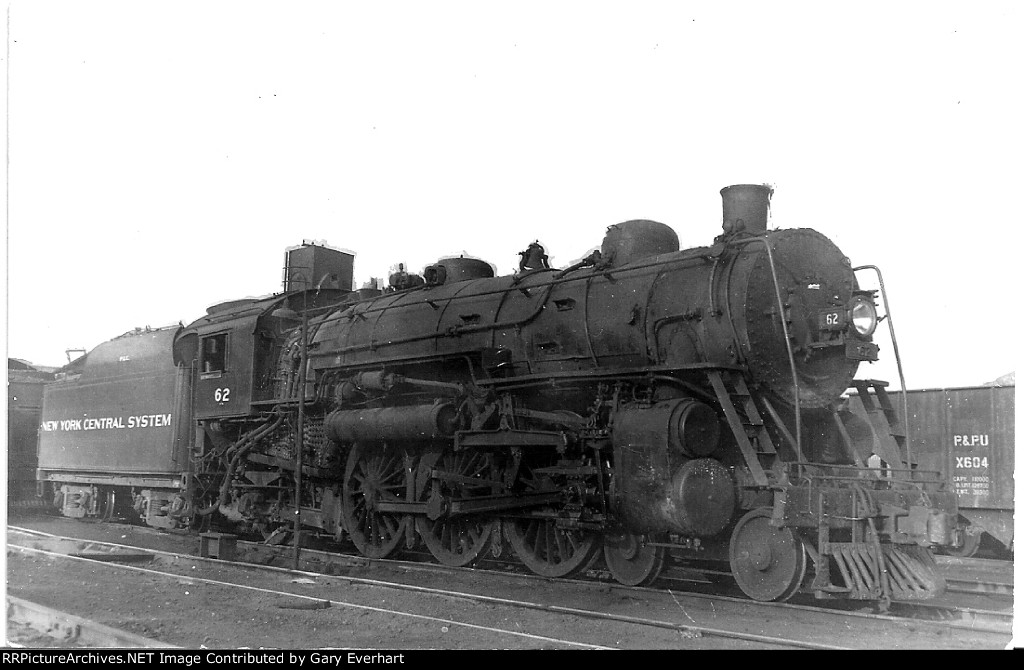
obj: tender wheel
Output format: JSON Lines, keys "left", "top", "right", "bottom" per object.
{"left": 729, "top": 508, "right": 807, "bottom": 602}
{"left": 504, "top": 459, "right": 599, "bottom": 578}
{"left": 415, "top": 449, "right": 498, "bottom": 567}
{"left": 342, "top": 443, "right": 410, "bottom": 559}
{"left": 603, "top": 533, "right": 666, "bottom": 586}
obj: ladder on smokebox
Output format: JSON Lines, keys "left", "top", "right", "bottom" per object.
{"left": 847, "top": 379, "right": 908, "bottom": 472}
{"left": 709, "top": 370, "right": 776, "bottom": 487}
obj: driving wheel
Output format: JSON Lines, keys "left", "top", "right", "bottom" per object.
{"left": 342, "top": 443, "right": 410, "bottom": 558}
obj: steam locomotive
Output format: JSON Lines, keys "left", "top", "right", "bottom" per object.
{"left": 37, "top": 185, "right": 959, "bottom": 602}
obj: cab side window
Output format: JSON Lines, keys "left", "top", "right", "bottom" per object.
{"left": 201, "top": 334, "right": 228, "bottom": 373}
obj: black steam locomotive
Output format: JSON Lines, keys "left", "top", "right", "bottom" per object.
{"left": 37, "top": 185, "right": 959, "bottom": 602}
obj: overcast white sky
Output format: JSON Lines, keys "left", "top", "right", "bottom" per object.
{"left": 4, "top": 1, "right": 1022, "bottom": 390}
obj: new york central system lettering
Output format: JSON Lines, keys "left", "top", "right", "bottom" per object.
{"left": 40, "top": 414, "right": 172, "bottom": 432}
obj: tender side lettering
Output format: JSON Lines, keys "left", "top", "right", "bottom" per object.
{"left": 40, "top": 414, "right": 172, "bottom": 432}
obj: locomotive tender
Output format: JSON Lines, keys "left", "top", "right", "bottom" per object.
{"left": 37, "top": 185, "right": 959, "bottom": 602}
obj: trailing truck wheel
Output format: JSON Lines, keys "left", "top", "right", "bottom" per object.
{"left": 729, "top": 508, "right": 807, "bottom": 602}
{"left": 341, "top": 443, "right": 410, "bottom": 559}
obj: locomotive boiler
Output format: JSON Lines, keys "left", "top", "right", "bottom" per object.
{"left": 40, "top": 184, "right": 960, "bottom": 603}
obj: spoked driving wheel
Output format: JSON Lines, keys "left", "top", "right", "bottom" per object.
{"left": 415, "top": 449, "right": 499, "bottom": 567}
{"left": 729, "top": 507, "right": 807, "bottom": 601}
{"left": 603, "top": 533, "right": 667, "bottom": 586}
{"left": 504, "top": 459, "right": 599, "bottom": 578}
{"left": 506, "top": 518, "right": 600, "bottom": 578}
{"left": 342, "top": 443, "right": 410, "bottom": 559}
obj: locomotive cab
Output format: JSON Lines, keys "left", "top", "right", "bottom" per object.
{"left": 181, "top": 298, "right": 280, "bottom": 419}
{"left": 178, "top": 291, "right": 349, "bottom": 419}
{"left": 177, "top": 242, "right": 355, "bottom": 420}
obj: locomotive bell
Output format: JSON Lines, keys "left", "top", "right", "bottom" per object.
{"left": 518, "top": 242, "right": 550, "bottom": 271}
{"left": 721, "top": 184, "right": 773, "bottom": 234}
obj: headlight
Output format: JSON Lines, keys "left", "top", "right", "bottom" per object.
{"left": 849, "top": 297, "right": 877, "bottom": 338}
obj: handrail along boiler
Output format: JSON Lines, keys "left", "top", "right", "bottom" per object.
{"left": 44, "top": 185, "right": 960, "bottom": 603}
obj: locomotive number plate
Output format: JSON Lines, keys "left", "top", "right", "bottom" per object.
{"left": 818, "top": 309, "right": 846, "bottom": 331}
{"left": 845, "top": 340, "right": 879, "bottom": 361}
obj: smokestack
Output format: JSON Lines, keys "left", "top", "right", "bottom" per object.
{"left": 720, "top": 184, "right": 773, "bottom": 234}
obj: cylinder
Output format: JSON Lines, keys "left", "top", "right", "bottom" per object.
{"left": 325, "top": 403, "right": 458, "bottom": 444}
{"left": 721, "top": 184, "right": 773, "bottom": 234}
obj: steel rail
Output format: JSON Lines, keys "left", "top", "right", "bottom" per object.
{"left": 9, "top": 530, "right": 846, "bottom": 650}
{"left": 6, "top": 596, "right": 178, "bottom": 648}
{"left": 14, "top": 525, "right": 1014, "bottom": 619}
{"left": 17, "top": 526, "right": 1013, "bottom": 647}
{"left": 9, "top": 542, "right": 616, "bottom": 650}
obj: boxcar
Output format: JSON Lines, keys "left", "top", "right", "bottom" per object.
{"left": 7, "top": 359, "right": 54, "bottom": 507}
{"left": 891, "top": 385, "right": 1014, "bottom": 557}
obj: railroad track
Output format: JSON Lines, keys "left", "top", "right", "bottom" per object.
{"left": 6, "top": 597, "right": 176, "bottom": 648}
{"left": 230, "top": 530, "right": 1017, "bottom": 634}
{"left": 7, "top": 525, "right": 1012, "bottom": 649}
{"left": 16, "top": 516, "right": 1015, "bottom": 604}
{"left": 14, "top": 520, "right": 1015, "bottom": 608}
{"left": 221, "top": 529, "right": 1018, "bottom": 625}
{"left": 936, "top": 556, "right": 1015, "bottom": 598}
{"left": 6, "top": 528, "right": 837, "bottom": 650}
